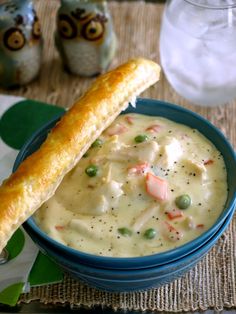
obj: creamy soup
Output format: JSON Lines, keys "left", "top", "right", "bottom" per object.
{"left": 35, "top": 113, "right": 228, "bottom": 257}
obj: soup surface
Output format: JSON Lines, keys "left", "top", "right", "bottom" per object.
{"left": 35, "top": 113, "right": 228, "bottom": 257}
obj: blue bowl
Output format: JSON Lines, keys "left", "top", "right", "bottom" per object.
{"left": 14, "top": 98, "right": 236, "bottom": 271}
{"left": 23, "top": 203, "right": 235, "bottom": 292}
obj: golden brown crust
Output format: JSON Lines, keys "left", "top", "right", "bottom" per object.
{"left": 0, "top": 58, "right": 161, "bottom": 251}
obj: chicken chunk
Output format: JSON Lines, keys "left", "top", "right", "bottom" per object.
{"left": 183, "top": 158, "right": 207, "bottom": 180}
{"left": 92, "top": 140, "right": 159, "bottom": 164}
{"left": 157, "top": 137, "right": 182, "bottom": 170}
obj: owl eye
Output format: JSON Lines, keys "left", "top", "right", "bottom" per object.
{"left": 82, "top": 20, "right": 104, "bottom": 41}
{"left": 3, "top": 28, "right": 25, "bottom": 51}
{"left": 32, "top": 18, "right": 41, "bottom": 39}
{"left": 58, "top": 14, "right": 77, "bottom": 39}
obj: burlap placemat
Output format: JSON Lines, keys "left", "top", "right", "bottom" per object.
{"left": 1, "top": 0, "right": 235, "bottom": 311}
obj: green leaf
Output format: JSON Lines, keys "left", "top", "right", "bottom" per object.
{"left": 0, "top": 283, "right": 24, "bottom": 306}
{"left": 6, "top": 229, "right": 25, "bottom": 261}
{"left": 28, "top": 252, "right": 63, "bottom": 286}
{"left": 0, "top": 99, "right": 65, "bottom": 149}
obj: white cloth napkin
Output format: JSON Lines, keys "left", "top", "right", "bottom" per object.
{"left": 0, "top": 95, "right": 39, "bottom": 306}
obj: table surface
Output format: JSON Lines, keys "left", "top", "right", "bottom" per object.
{"left": 0, "top": 0, "right": 235, "bottom": 313}
{"left": 0, "top": 303, "right": 236, "bottom": 313}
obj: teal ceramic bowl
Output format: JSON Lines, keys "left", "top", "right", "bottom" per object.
{"left": 23, "top": 207, "right": 234, "bottom": 292}
{"left": 14, "top": 99, "right": 236, "bottom": 273}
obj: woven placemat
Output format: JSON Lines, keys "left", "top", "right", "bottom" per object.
{"left": 1, "top": 1, "right": 235, "bottom": 312}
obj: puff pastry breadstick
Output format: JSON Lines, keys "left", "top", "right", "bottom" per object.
{"left": 0, "top": 58, "right": 161, "bottom": 251}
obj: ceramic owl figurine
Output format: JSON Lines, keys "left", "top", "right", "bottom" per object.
{"left": 55, "top": 0, "right": 117, "bottom": 77}
{"left": 0, "top": 0, "right": 43, "bottom": 88}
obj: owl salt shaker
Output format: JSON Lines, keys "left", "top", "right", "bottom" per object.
{"left": 55, "top": 0, "right": 117, "bottom": 77}
{"left": 0, "top": 0, "right": 43, "bottom": 88}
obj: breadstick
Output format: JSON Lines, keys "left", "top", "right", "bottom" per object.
{"left": 0, "top": 58, "right": 161, "bottom": 251}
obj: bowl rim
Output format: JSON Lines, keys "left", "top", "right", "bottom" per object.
{"left": 15, "top": 98, "right": 236, "bottom": 269}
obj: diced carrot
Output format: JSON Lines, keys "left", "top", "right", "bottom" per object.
{"left": 128, "top": 162, "right": 149, "bottom": 175}
{"left": 55, "top": 225, "right": 65, "bottom": 231}
{"left": 164, "top": 221, "right": 177, "bottom": 232}
{"left": 125, "top": 116, "right": 134, "bottom": 125}
{"left": 204, "top": 159, "right": 214, "bottom": 165}
{"left": 166, "top": 208, "right": 184, "bottom": 220}
{"left": 145, "top": 172, "right": 168, "bottom": 201}
{"left": 164, "top": 221, "right": 182, "bottom": 242}
{"left": 106, "top": 124, "right": 128, "bottom": 136}
{"left": 146, "top": 124, "right": 161, "bottom": 133}
{"left": 196, "top": 224, "right": 204, "bottom": 228}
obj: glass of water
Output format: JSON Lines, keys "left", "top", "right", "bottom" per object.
{"left": 159, "top": 0, "right": 236, "bottom": 106}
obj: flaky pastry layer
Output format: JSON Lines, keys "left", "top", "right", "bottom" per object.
{"left": 0, "top": 58, "right": 161, "bottom": 252}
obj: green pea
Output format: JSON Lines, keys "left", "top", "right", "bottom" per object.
{"left": 144, "top": 228, "right": 156, "bottom": 240}
{"left": 118, "top": 227, "right": 132, "bottom": 237}
{"left": 175, "top": 194, "right": 191, "bottom": 209}
{"left": 134, "top": 134, "right": 148, "bottom": 143}
{"left": 91, "top": 138, "right": 103, "bottom": 148}
{"left": 85, "top": 165, "right": 98, "bottom": 177}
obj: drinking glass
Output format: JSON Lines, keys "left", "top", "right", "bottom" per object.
{"left": 159, "top": 0, "right": 236, "bottom": 106}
